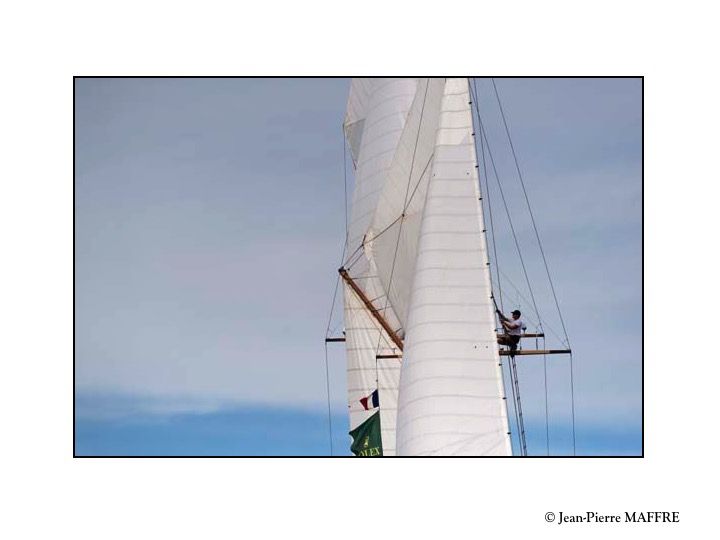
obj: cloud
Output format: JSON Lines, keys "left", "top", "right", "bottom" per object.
{"left": 74, "top": 391, "right": 331, "bottom": 422}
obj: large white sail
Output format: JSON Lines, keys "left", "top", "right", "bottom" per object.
{"left": 395, "top": 78, "right": 511, "bottom": 455}
{"left": 342, "top": 78, "right": 511, "bottom": 456}
{"left": 342, "top": 79, "right": 418, "bottom": 456}
{"left": 369, "top": 78, "right": 445, "bottom": 328}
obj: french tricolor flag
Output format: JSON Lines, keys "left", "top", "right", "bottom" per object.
{"left": 360, "top": 389, "right": 379, "bottom": 411}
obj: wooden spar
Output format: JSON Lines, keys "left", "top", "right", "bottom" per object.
{"left": 499, "top": 349, "right": 571, "bottom": 356}
{"left": 495, "top": 333, "right": 545, "bottom": 339}
{"left": 378, "top": 350, "right": 570, "bottom": 358}
{"left": 339, "top": 267, "right": 404, "bottom": 352}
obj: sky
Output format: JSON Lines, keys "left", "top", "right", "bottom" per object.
{"left": 74, "top": 77, "right": 642, "bottom": 456}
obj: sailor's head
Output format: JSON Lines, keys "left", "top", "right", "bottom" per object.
{"left": 511, "top": 310, "right": 521, "bottom": 320}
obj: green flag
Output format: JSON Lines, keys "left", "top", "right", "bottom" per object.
{"left": 349, "top": 411, "right": 383, "bottom": 456}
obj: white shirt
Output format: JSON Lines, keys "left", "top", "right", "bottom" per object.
{"left": 506, "top": 318, "right": 526, "bottom": 336}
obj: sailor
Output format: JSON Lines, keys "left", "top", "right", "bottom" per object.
{"left": 496, "top": 309, "right": 526, "bottom": 351}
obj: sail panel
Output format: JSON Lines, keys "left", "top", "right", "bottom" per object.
{"left": 342, "top": 79, "right": 420, "bottom": 455}
{"left": 368, "top": 78, "right": 445, "bottom": 327}
{"left": 345, "top": 79, "right": 418, "bottom": 257}
{"left": 342, "top": 79, "right": 419, "bottom": 335}
{"left": 396, "top": 78, "right": 512, "bottom": 456}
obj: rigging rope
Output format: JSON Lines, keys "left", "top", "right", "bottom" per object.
{"left": 323, "top": 342, "right": 334, "bottom": 456}
{"left": 343, "top": 126, "right": 349, "bottom": 243}
{"left": 498, "top": 269, "right": 569, "bottom": 347}
{"left": 323, "top": 270, "right": 341, "bottom": 457}
{"left": 490, "top": 79, "right": 575, "bottom": 455}
{"left": 543, "top": 341, "right": 550, "bottom": 456}
{"left": 343, "top": 243, "right": 366, "bottom": 271}
{"left": 505, "top": 355, "right": 522, "bottom": 454}
{"left": 344, "top": 215, "right": 402, "bottom": 270}
{"left": 469, "top": 79, "right": 522, "bottom": 454}
{"left": 471, "top": 79, "right": 504, "bottom": 314}
{"left": 491, "top": 79, "right": 571, "bottom": 345}
{"left": 471, "top": 79, "right": 551, "bottom": 455}
{"left": 475, "top": 105, "right": 544, "bottom": 335}
{"left": 321, "top": 131, "right": 355, "bottom": 456}
{"left": 509, "top": 355, "right": 527, "bottom": 455}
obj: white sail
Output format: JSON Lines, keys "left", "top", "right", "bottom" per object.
{"left": 369, "top": 78, "right": 445, "bottom": 328}
{"left": 343, "top": 79, "right": 418, "bottom": 456}
{"left": 342, "top": 78, "right": 511, "bottom": 456}
{"left": 395, "top": 79, "right": 511, "bottom": 455}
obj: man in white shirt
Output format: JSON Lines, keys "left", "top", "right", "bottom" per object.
{"left": 497, "top": 309, "right": 526, "bottom": 351}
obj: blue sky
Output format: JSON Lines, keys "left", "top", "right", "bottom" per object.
{"left": 74, "top": 78, "right": 642, "bottom": 456}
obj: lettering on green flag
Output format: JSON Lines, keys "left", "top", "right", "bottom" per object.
{"left": 349, "top": 411, "right": 383, "bottom": 456}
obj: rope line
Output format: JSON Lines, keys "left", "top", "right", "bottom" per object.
{"left": 402, "top": 153, "right": 435, "bottom": 214}
{"left": 543, "top": 338, "right": 550, "bottom": 456}
{"left": 472, "top": 79, "right": 561, "bottom": 455}
{"left": 506, "top": 357, "right": 522, "bottom": 455}
{"left": 471, "top": 79, "right": 504, "bottom": 313}
{"left": 343, "top": 126, "right": 349, "bottom": 243}
{"left": 343, "top": 243, "right": 366, "bottom": 271}
{"left": 491, "top": 79, "right": 571, "bottom": 345}
{"left": 321, "top": 130, "right": 356, "bottom": 456}
{"left": 476, "top": 104, "right": 543, "bottom": 334}
{"left": 468, "top": 78, "right": 518, "bottom": 453}
{"left": 498, "top": 269, "right": 569, "bottom": 347}
{"left": 508, "top": 355, "right": 527, "bottom": 455}
{"left": 323, "top": 271, "right": 341, "bottom": 457}
{"left": 323, "top": 342, "right": 334, "bottom": 456}
{"left": 471, "top": 86, "right": 542, "bottom": 455}
{"left": 491, "top": 78, "right": 574, "bottom": 455}
{"left": 344, "top": 215, "right": 402, "bottom": 269}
